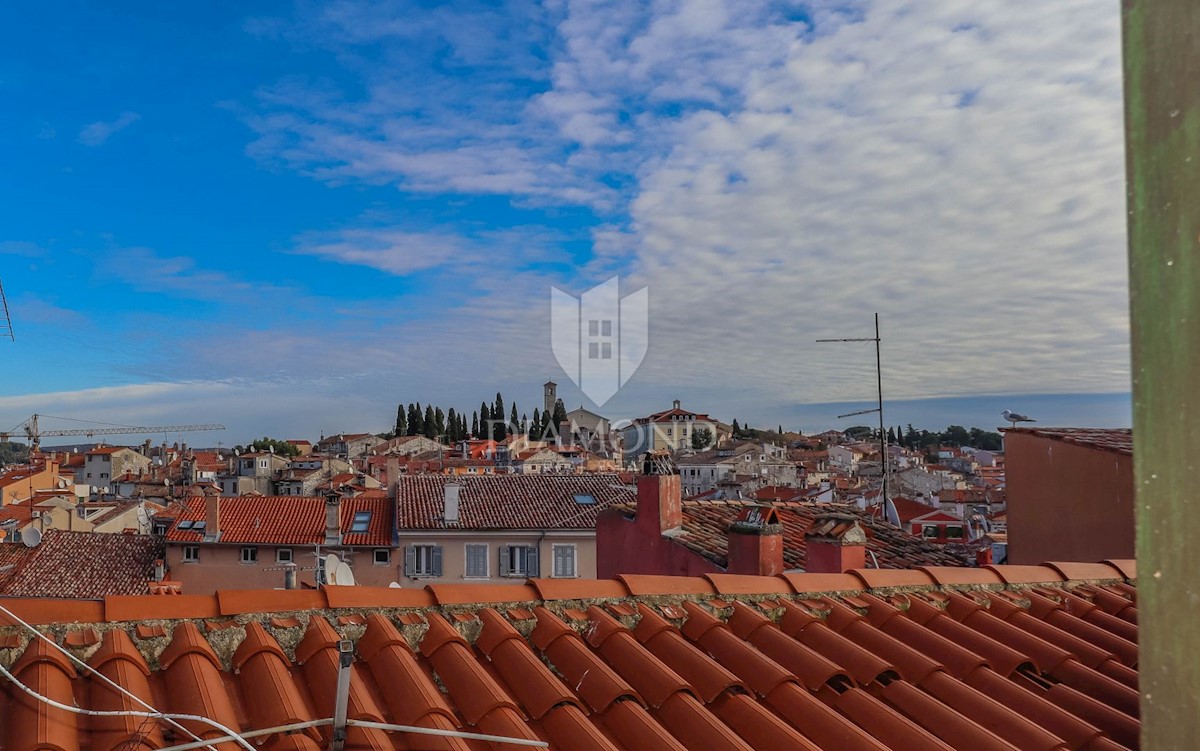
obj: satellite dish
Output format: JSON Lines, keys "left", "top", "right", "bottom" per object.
{"left": 388, "top": 581, "right": 401, "bottom": 588}
{"left": 22, "top": 527, "right": 42, "bottom": 547}
{"left": 334, "top": 561, "right": 355, "bottom": 586}
{"left": 324, "top": 553, "right": 341, "bottom": 584}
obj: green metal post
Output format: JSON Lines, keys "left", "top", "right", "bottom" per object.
{"left": 1122, "top": 1, "right": 1200, "bottom": 747}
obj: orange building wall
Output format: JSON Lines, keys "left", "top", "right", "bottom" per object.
{"left": 1005, "top": 433, "right": 1134, "bottom": 564}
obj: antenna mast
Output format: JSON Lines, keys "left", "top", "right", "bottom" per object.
{"left": 0, "top": 278, "right": 13, "bottom": 341}
{"left": 817, "top": 313, "right": 890, "bottom": 517}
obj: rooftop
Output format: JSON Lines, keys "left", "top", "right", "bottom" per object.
{"left": 0, "top": 561, "right": 1138, "bottom": 751}
{"left": 641, "top": 500, "right": 977, "bottom": 570}
{"left": 1002, "top": 428, "right": 1133, "bottom": 456}
{"left": 396, "top": 474, "right": 633, "bottom": 530}
{"left": 0, "top": 530, "right": 163, "bottom": 598}
{"left": 164, "top": 495, "right": 392, "bottom": 547}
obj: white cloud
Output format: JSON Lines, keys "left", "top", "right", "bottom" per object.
{"left": 231, "top": 0, "right": 1128, "bottom": 415}
{"left": 78, "top": 111, "right": 141, "bottom": 146}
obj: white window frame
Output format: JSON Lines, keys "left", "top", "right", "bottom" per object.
{"left": 240, "top": 546, "right": 257, "bottom": 564}
{"left": 276, "top": 548, "right": 293, "bottom": 564}
{"left": 373, "top": 548, "right": 391, "bottom": 565}
{"left": 551, "top": 544, "right": 577, "bottom": 579}
{"left": 499, "top": 544, "right": 538, "bottom": 578}
{"left": 405, "top": 544, "right": 442, "bottom": 578}
{"left": 182, "top": 545, "right": 199, "bottom": 563}
{"left": 465, "top": 543, "right": 489, "bottom": 579}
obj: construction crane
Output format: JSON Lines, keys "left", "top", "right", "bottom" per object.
{"left": 0, "top": 278, "right": 13, "bottom": 341}
{"left": 0, "top": 414, "right": 225, "bottom": 453}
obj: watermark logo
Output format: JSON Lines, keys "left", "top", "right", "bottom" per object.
{"left": 551, "top": 276, "right": 648, "bottom": 406}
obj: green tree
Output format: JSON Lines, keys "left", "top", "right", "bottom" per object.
{"left": 470, "top": 411, "right": 479, "bottom": 439}
{"left": 493, "top": 393, "right": 507, "bottom": 441}
{"left": 552, "top": 399, "right": 568, "bottom": 429}
{"left": 447, "top": 408, "right": 459, "bottom": 442}
{"left": 530, "top": 407, "right": 542, "bottom": 439}
{"left": 249, "top": 437, "right": 300, "bottom": 457}
{"left": 732, "top": 419, "right": 740, "bottom": 437}
{"left": 692, "top": 427, "right": 714, "bottom": 450}
{"left": 394, "top": 404, "right": 407, "bottom": 438}
{"left": 480, "top": 401, "right": 491, "bottom": 438}
{"left": 0, "top": 441, "right": 30, "bottom": 466}
{"left": 886, "top": 427, "right": 896, "bottom": 443}
{"left": 434, "top": 407, "right": 446, "bottom": 440}
{"left": 941, "top": 425, "right": 971, "bottom": 446}
{"left": 509, "top": 403, "right": 519, "bottom": 436}
{"left": 521, "top": 413, "right": 529, "bottom": 436}
{"left": 423, "top": 405, "right": 436, "bottom": 439}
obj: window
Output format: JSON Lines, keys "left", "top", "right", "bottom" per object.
{"left": 499, "top": 545, "right": 538, "bottom": 578}
{"left": 922, "top": 525, "right": 940, "bottom": 538}
{"left": 182, "top": 545, "right": 199, "bottom": 562}
{"left": 404, "top": 545, "right": 443, "bottom": 577}
{"left": 178, "top": 520, "right": 195, "bottom": 530}
{"left": 373, "top": 548, "right": 391, "bottom": 565}
{"left": 465, "top": 544, "right": 489, "bottom": 578}
{"left": 276, "top": 548, "right": 293, "bottom": 564}
{"left": 945, "top": 526, "right": 965, "bottom": 539}
{"left": 192, "top": 521, "right": 207, "bottom": 533}
{"left": 573, "top": 494, "right": 596, "bottom": 505}
{"left": 552, "top": 545, "right": 577, "bottom": 578}
{"left": 349, "top": 511, "right": 372, "bottom": 534}
{"left": 152, "top": 521, "right": 168, "bottom": 536}
{"left": 240, "top": 546, "right": 257, "bottom": 564}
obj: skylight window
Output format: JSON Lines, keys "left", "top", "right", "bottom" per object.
{"left": 192, "top": 521, "right": 207, "bottom": 532}
{"left": 573, "top": 494, "right": 596, "bottom": 505}
{"left": 349, "top": 511, "right": 371, "bottom": 533}
{"left": 178, "top": 520, "right": 195, "bottom": 530}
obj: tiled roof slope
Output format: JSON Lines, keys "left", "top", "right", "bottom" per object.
{"left": 665, "top": 500, "right": 974, "bottom": 569}
{"left": 396, "top": 474, "right": 633, "bottom": 529}
{"left": 0, "top": 530, "right": 163, "bottom": 598}
{"left": 1002, "top": 428, "right": 1133, "bottom": 456}
{"left": 0, "top": 561, "right": 1137, "bottom": 751}
{"left": 165, "top": 495, "right": 392, "bottom": 546}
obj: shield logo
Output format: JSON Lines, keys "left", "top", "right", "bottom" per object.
{"left": 550, "top": 276, "right": 648, "bottom": 406}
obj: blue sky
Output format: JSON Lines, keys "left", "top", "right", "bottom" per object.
{"left": 0, "top": 1, "right": 1131, "bottom": 444}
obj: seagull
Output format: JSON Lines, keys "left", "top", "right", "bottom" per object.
{"left": 1002, "top": 410, "right": 1037, "bottom": 428}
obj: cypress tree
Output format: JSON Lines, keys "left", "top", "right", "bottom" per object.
{"left": 509, "top": 403, "right": 519, "bottom": 435}
{"left": 531, "top": 407, "right": 542, "bottom": 439}
{"left": 412, "top": 403, "right": 425, "bottom": 436}
{"left": 447, "top": 408, "right": 458, "bottom": 442}
{"left": 470, "top": 410, "right": 478, "bottom": 438}
{"left": 732, "top": 419, "right": 741, "bottom": 436}
{"left": 423, "top": 405, "right": 436, "bottom": 439}
{"left": 493, "top": 393, "right": 507, "bottom": 441}
{"left": 394, "top": 403, "right": 407, "bottom": 438}
{"left": 434, "top": 407, "right": 446, "bottom": 439}
{"left": 521, "top": 413, "right": 529, "bottom": 436}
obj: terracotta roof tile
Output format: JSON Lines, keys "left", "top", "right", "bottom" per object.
{"left": 166, "top": 495, "right": 392, "bottom": 546}
{"left": 396, "top": 474, "right": 632, "bottom": 529}
{"left": 0, "top": 565, "right": 1140, "bottom": 751}
{"left": 1002, "top": 427, "right": 1132, "bottom": 455}
{"left": 0, "top": 530, "right": 162, "bottom": 598}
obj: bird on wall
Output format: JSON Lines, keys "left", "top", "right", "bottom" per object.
{"left": 1002, "top": 410, "right": 1037, "bottom": 428}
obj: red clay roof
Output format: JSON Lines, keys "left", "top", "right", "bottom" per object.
{"left": 396, "top": 474, "right": 633, "bottom": 529}
{"left": 657, "top": 500, "right": 976, "bottom": 570}
{"left": 164, "top": 495, "right": 392, "bottom": 546}
{"left": 0, "top": 530, "right": 163, "bottom": 597}
{"left": 1003, "top": 427, "right": 1133, "bottom": 455}
{"left": 0, "top": 563, "right": 1138, "bottom": 751}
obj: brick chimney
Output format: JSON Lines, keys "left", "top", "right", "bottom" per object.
{"left": 386, "top": 455, "right": 400, "bottom": 500}
{"left": 804, "top": 512, "right": 867, "bottom": 573}
{"left": 324, "top": 490, "right": 342, "bottom": 546}
{"left": 203, "top": 485, "right": 221, "bottom": 541}
{"left": 637, "top": 451, "right": 681, "bottom": 533}
{"left": 727, "top": 506, "right": 784, "bottom": 576}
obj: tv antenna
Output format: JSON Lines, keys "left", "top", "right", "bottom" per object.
{"left": 817, "top": 312, "right": 894, "bottom": 522}
{"left": 0, "top": 278, "right": 13, "bottom": 341}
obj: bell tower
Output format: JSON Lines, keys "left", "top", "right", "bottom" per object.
{"left": 543, "top": 380, "right": 557, "bottom": 415}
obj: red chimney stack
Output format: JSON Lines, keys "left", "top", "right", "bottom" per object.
{"left": 804, "top": 512, "right": 867, "bottom": 573}
{"left": 727, "top": 506, "right": 785, "bottom": 576}
{"left": 637, "top": 451, "right": 682, "bottom": 533}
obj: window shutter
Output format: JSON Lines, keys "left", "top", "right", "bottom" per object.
{"left": 527, "top": 546, "right": 540, "bottom": 578}
{"left": 432, "top": 546, "right": 443, "bottom": 577}
{"left": 404, "top": 545, "right": 416, "bottom": 577}
{"left": 499, "top": 545, "right": 511, "bottom": 577}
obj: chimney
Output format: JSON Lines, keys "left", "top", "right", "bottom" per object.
{"left": 153, "top": 559, "right": 165, "bottom": 582}
{"left": 283, "top": 562, "right": 299, "bottom": 590}
{"left": 386, "top": 455, "right": 400, "bottom": 500}
{"left": 443, "top": 483, "right": 461, "bottom": 525}
{"left": 804, "top": 512, "right": 867, "bottom": 573}
{"left": 727, "top": 506, "right": 784, "bottom": 576}
{"left": 637, "top": 451, "right": 681, "bottom": 533}
{"left": 203, "top": 485, "right": 221, "bottom": 541}
{"left": 324, "top": 490, "right": 342, "bottom": 546}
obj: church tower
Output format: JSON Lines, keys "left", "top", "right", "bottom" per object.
{"left": 543, "top": 380, "right": 557, "bottom": 415}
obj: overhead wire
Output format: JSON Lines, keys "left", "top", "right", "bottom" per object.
{"left": 0, "top": 602, "right": 253, "bottom": 751}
